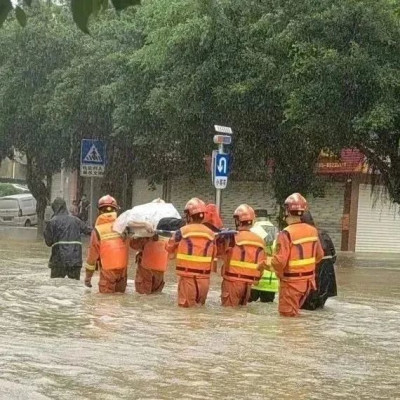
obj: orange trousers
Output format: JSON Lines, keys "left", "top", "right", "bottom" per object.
{"left": 135, "top": 264, "right": 165, "bottom": 295}
{"left": 278, "top": 279, "right": 315, "bottom": 317}
{"left": 221, "top": 279, "right": 252, "bottom": 307}
{"left": 177, "top": 276, "right": 210, "bottom": 307}
{"left": 99, "top": 268, "right": 127, "bottom": 294}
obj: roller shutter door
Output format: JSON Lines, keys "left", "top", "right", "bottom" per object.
{"left": 356, "top": 184, "right": 400, "bottom": 253}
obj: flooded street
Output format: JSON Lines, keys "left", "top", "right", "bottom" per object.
{"left": 0, "top": 241, "right": 399, "bottom": 400}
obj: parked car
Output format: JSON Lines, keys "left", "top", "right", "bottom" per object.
{"left": 0, "top": 194, "right": 37, "bottom": 227}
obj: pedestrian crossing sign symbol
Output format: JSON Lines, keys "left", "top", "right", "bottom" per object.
{"left": 84, "top": 144, "right": 103, "bottom": 163}
{"left": 80, "top": 139, "right": 106, "bottom": 177}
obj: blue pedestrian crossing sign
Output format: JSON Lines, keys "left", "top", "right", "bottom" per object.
{"left": 213, "top": 153, "right": 230, "bottom": 189}
{"left": 80, "top": 139, "right": 106, "bottom": 177}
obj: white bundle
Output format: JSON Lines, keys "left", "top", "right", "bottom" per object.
{"left": 251, "top": 225, "right": 268, "bottom": 241}
{"left": 113, "top": 201, "right": 181, "bottom": 236}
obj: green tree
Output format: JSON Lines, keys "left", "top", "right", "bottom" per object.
{"left": 0, "top": 0, "right": 140, "bottom": 33}
{"left": 285, "top": 0, "right": 400, "bottom": 202}
{"left": 45, "top": 10, "right": 145, "bottom": 208}
{"left": 0, "top": 3, "right": 80, "bottom": 234}
{"left": 119, "top": 0, "right": 315, "bottom": 201}
{"left": 3, "top": 0, "right": 400, "bottom": 227}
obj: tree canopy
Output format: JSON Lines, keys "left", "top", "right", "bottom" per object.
{"left": 1, "top": 0, "right": 400, "bottom": 234}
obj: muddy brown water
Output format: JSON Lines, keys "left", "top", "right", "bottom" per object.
{"left": 0, "top": 241, "right": 399, "bottom": 399}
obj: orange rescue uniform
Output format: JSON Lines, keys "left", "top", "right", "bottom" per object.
{"left": 203, "top": 204, "right": 224, "bottom": 273}
{"left": 86, "top": 212, "right": 130, "bottom": 293}
{"left": 221, "top": 230, "right": 266, "bottom": 307}
{"left": 166, "top": 224, "right": 215, "bottom": 307}
{"left": 131, "top": 236, "right": 168, "bottom": 295}
{"left": 272, "top": 222, "right": 324, "bottom": 316}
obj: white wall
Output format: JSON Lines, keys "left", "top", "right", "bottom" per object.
{"left": 132, "top": 176, "right": 345, "bottom": 248}
{"left": 132, "top": 178, "right": 163, "bottom": 206}
{"left": 50, "top": 170, "right": 78, "bottom": 209}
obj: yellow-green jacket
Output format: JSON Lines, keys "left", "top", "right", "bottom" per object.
{"left": 250, "top": 219, "right": 279, "bottom": 293}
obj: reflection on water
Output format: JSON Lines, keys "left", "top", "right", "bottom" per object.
{"left": 0, "top": 242, "right": 399, "bottom": 399}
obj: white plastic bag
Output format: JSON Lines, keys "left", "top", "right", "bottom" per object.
{"left": 113, "top": 202, "right": 181, "bottom": 236}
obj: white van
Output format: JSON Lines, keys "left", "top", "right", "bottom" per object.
{"left": 0, "top": 194, "right": 37, "bottom": 227}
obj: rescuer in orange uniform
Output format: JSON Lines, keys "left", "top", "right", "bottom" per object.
{"left": 131, "top": 234, "right": 169, "bottom": 295}
{"left": 221, "top": 204, "right": 266, "bottom": 307}
{"left": 166, "top": 198, "right": 215, "bottom": 307}
{"left": 271, "top": 193, "right": 324, "bottom": 316}
{"left": 203, "top": 203, "right": 224, "bottom": 273}
{"left": 84, "top": 195, "right": 130, "bottom": 293}
{"left": 203, "top": 204, "right": 223, "bottom": 232}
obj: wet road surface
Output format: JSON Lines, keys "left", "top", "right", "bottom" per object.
{"left": 0, "top": 241, "right": 399, "bottom": 399}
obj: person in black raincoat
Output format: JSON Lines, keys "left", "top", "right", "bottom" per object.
{"left": 44, "top": 197, "right": 92, "bottom": 280}
{"left": 300, "top": 211, "right": 338, "bottom": 310}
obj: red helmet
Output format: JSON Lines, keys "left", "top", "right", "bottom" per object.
{"left": 205, "top": 204, "right": 223, "bottom": 229}
{"left": 98, "top": 195, "right": 118, "bottom": 210}
{"left": 284, "top": 193, "right": 308, "bottom": 215}
{"left": 234, "top": 204, "right": 255, "bottom": 222}
{"left": 184, "top": 197, "right": 206, "bottom": 216}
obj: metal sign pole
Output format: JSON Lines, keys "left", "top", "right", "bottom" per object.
{"left": 89, "top": 177, "right": 94, "bottom": 227}
{"left": 216, "top": 142, "right": 224, "bottom": 212}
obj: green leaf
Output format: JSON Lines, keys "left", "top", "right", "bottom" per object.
{"left": 23, "top": 0, "right": 32, "bottom": 6}
{"left": 92, "top": 0, "right": 101, "bottom": 16}
{"left": 101, "top": 0, "right": 109, "bottom": 11}
{"left": 111, "top": 0, "right": 140, "bottom": 12}
{"left": 0, "top": 0, "right": 12, "bottom": 27}
{"left": 71, "top": 0, "right": 93, "bottom": 34}
{"left": 15, "top": 6, "right": 27, "bottom": 27}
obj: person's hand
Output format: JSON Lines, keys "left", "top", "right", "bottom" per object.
{"left": 121, "top": 229, "right": 130, "bottom": 240}
{"left": 144, "top": 222, "right": 154, "bottom": 234}
{"left": 85, "top": 269, "right": 94, "bottom": 288}
{"left": 84, "top": 278, "right": 92, "bottom": 288}
{"left": 257, "top": 262, "right": 265, "bottom": 274}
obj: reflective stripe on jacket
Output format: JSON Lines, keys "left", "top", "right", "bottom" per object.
{"left": 253, "top": 270, "right": 279, "bottom": 292}
{"left": 250, "top": 227, "right": 279, "bottom": 292}
{"left": 52, "top": 241, "right": 82, "bottom": 247}
{"left": 175, "top": 224, "right": 215, "bottom": 277}
{"left": 283, "top": 223, "right": 320, "bottom": 280}
{"left": 224, "top": 230, "right": 266, "bottom": 283}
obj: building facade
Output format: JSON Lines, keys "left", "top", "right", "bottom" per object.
{"left": 50, "top": 149, "right": 400, "bottom": 253}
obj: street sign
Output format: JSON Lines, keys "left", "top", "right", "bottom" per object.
{"left": 213, "top": 153, "right": 230, "bottom": 189}
{"left": 80, "top": 139, "right": 106, "bottom": 177}
{"left": 214, "top": 125, "right": 233, "bottom": 134}
{"left": 213, "top": 135, "right": 232, "bottom": 145}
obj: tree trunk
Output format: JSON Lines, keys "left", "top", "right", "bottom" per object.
{"left": 36, "top": 197, "right": 47, "bottom": 238}
{"left": 26, "top": 156, "right": 50, "bottom": 239}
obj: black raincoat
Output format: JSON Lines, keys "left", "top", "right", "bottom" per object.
{"left": 44, "top": 197, "right": 92, "bottom": 269}
{"left": 302, "top": 229, "right": 337, "bottom": 310}
{"left": 300, "top": 211, "right": 337, "bottom": 310}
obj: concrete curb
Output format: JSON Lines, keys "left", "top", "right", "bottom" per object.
{"left": 0, "top": 226, "right": 39, "bottom": 241}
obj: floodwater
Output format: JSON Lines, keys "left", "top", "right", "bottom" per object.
{"left": 0, "top": 241, "right": 399, "bottom": 400}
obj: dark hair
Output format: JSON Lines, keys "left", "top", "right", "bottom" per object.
{"left": 239, "top": 220, "right": 252, "bottom": 226}
{"left": 99, "top": 206, "right": 116, "bottom": 214}
{"left": 234, "top": 217, "right": 252, "bottom": 227}
{"left": 191, "top": 213, "right": 204, "bottom": 223}
{"left": 301, "top": 211, "right": 315, "bottom": 226}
